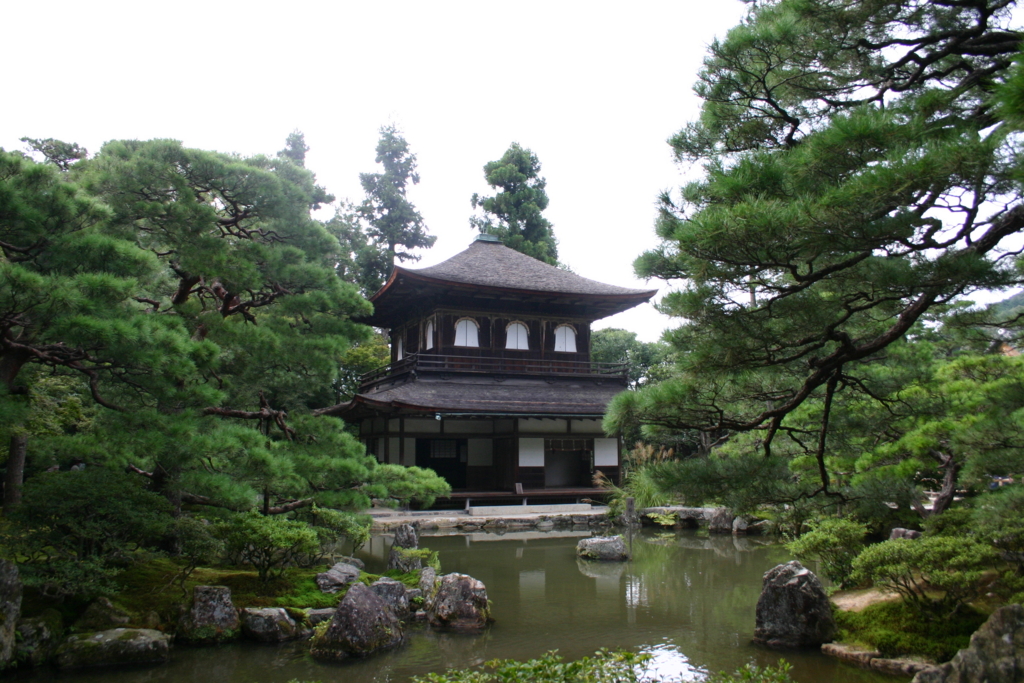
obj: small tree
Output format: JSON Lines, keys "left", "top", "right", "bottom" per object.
{"left": 851, "top": 537, "right": 998, "bottom": 618}
{"left": 786, "top": 518, "right": 867, "bottom": 588}
{"left": 217, "top": 510, "right": 319, "bottom": 582}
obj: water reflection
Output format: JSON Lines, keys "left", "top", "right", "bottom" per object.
{"left": 8, "top": 528, "right": 907, "bottom": 683}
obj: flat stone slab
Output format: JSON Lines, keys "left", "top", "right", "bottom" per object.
{"left": 467, "top": 503, "right": 591, "bottom": 515}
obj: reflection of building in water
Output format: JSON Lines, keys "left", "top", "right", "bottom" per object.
{"left": 519, "top": 568, "right": 545, "bottom": 603}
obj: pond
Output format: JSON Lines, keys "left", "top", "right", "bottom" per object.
{"left": 13, "top": 528, "right": 907, "bottom": 683}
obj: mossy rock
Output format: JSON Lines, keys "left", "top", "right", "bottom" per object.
{"left": 55, "top": 628, "right": 170, "bottom": 669}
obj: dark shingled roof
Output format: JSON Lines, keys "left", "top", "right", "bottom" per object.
{"left": 400, "top": 236, "right": 654, "bottom": 297}
{"left": 360, "top": 235, "right": 657, "bottom": 327}
{"left": 335, "top": 375, "right": 622, "bottom": 419}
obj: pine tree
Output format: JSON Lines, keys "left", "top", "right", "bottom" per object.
{"left": 359, "top": 125, "right": 434, "bottom": 279}
{"left": 471, "top": 143, "right": 559, "bottom": 265}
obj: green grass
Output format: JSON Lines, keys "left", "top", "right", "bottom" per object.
{"left": 835, "top": 600, "right": 988, "bottom": 662}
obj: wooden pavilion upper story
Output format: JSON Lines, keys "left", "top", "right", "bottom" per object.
{"left": 332, "top": 234, "right": 657, "bottom": 506}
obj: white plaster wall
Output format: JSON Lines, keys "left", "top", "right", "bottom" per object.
{"left": 468, "top": 439, "right": 493, "bottom": 466}
{"left": 595, "top": 438, "right": 618, "bottom": 467}
{"left": 518, "top": 437, "right": 545, "bottom": 467}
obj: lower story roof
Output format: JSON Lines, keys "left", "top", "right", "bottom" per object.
{"left": 323, "top": 375, "right": 625, "bottom": 421}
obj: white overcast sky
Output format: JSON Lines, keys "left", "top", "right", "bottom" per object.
{"left": 1, "top": 1, "right": 749, "bottom": 341}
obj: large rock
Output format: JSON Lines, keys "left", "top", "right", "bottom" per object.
{"left": 15, "top": 609, "right": 63, "bottom": 667}
{"left": 708, "top": 507, "right": 736, "bottom": 534}
{"left": 576, "top": 536, "right": 630, "bottom": 562}
{"left": 427, "top": 573, "right": 492, "bottom": 632}
{"left": 388, "top": 524, "right": 423, "bottom": 573}
{"left": 370, "top": 577, "right": 411, "bottom": 620}
{"left": 176, "top": 585, "right": 240, "bottom": 644}
{"left": 74, "top": 597, "right": 131, "bottom": 631}
{"left": 55, "top": 628, "right": 171, "bottom": 669}
{"left": 753, "top": 561, "right": 835, "bottom": 648}
{"left": 912, "top": 604, "right": 1024, "bottom": 683}
{"left": 393, "top": 523, "right": 419, "bottom": 549}
{"left": 0, "top": 560, "right": 21, "bottom": 669}
{"left": 310, "top": 583, "right": 404, "bottom": 660}
{"left": 240, "top": 607, "right": 311, "bottom": 642}
{"left": 316, "top": 562, "right": 361, "bottom": 593}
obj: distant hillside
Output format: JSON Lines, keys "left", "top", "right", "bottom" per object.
{"left": 991, "top": 290, "right": 1024, "bottom": 315}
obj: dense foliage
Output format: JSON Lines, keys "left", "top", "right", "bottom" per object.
{"left": 607, "top": 0, "right": 1024, "bottom": 513}
{"left": 0, "top": 132, "right": 448, "bottom": 603}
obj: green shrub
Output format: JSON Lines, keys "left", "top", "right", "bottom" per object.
{"left": 973, "top": 487, "right": 1024, "bottom": 574}
{"left": 923, "top": 506, "right": 974, "bottom": 539}
{"left": 1, "top": 468, "right": 172, "bottom": 599}
{"left": 216, "top": 510, "right": 319, "bottom": 582}
{"left": 412, "top": 649, "right": 652, "bottom": 683}
{"left": 835, "top": 600, "right": 986, "bottom": 662}
{"left": 705, "top": 661, "right": 794, "bottom": 683}
{"left": 411, "top": 650, "right": 794, "bottom": 683}
{"left": 786, "top": 518, "right": 867, "bottom": 588}
{"left": 850, "top": 536, "right": 998, "bottom": 618}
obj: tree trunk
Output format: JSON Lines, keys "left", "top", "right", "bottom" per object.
{"left": 930, "top": 453, "right": 961, "bottom": 517}
{"left": 4, "top": 434, "right": 27, "bottom": 510}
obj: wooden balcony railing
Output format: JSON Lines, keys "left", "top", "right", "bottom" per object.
{"left": 359, "top": 353, "right": 627, "bottom": 389}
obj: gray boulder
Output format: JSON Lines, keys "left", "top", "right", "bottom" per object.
{"left": 55, "top": 628, "right": 171, "bottom": 669}
{"left": 753, "top": 561, "right": 835, "bottom": 648}
{"left": 577, "top": 536, "right": 630, "bottom": 562}
{"left": 240, "top": 607, "right": 311, "bottom": 642}
{"left": 74, "top": 596, "right": 131, "bottom": 631}
{"left": 419, "top": 566, "right": 438, "bottom": 594}
{"left": 912, "top": 604, "right": 1024, "bottom": 683}
{"left": 176, "top": 585, "right": 240, "bottom": 644}
{"left": 370, "top": 577, "right": 411, "bottom": 620}
{"left": 427, "top": 573, "right": 492, "bottom": 632}
{"left": 393, "top": 523, "right": 419, "bottom": 549}
{"left": 15, "top": 609, "right": 63, "bottom": 667}
{"left": 310, "top": 583, "right": 404, "bottom": 660}
{"left": 316, "top": 562, "right": 361, "bottom": 593}
{"left": 335, "top": 555, "right": 365, "bottom": 570}
{"left": 0, "top": 560, "right": 21, "bottom": 669}
{"left": 388, "top": 523, "right": 423, "bottom": 572}
{"left": 890, "top": 528, "right": 923, "bottom": 541}
{"left": 708, "top": 507, "right": 736, "bottom": 534}
{"left": 733, "top": 516, "right": 750, "bottom": 535}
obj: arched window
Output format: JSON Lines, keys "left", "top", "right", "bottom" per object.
{"left": 505, "top": 321, "right": 529, "bottom": 350}
{"left": 424, "top": 319, "right": 435, "bottom": 350}
{"left": 553, "top": 324, "right": 577, "bottom": 353}
{"left": 454, "top": 318, "right": 480, "bottom": 347}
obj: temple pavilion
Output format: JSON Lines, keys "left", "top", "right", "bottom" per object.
{"left": 333, "top": 233, "right": 656, "bottom": 507}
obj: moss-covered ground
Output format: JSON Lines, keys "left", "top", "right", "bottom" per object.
{"left": 834, "top": 600, "right": 988, "bottom": 663}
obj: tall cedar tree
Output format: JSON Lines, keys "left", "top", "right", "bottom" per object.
{"left": 471, "top": 143, "right": 559, "bottom": 265}
{"left": 1, "top": 139, "right": 449, "bottom": 514}
{"left": 358, "top": 125, "right": 435, "bottom": 284}
{"left": 605, "top": 0, "right": 1024, "bottom": 502}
